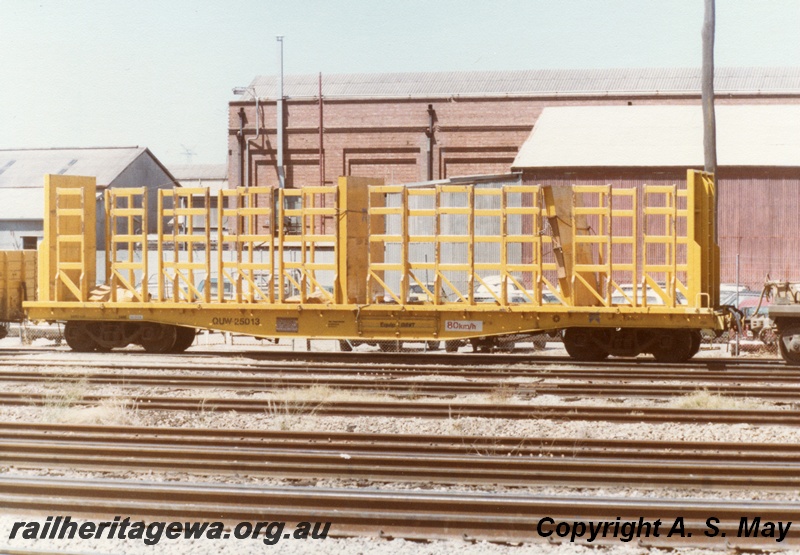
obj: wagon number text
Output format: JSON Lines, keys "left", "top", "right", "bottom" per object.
{"left": 211, "top": 317, "right": 261, "bottom": 326}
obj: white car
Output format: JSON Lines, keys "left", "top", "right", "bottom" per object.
{"left": 474, "top": 275, "right": 529, "bottom": 304}
{"left": 611, "top": 283, "right": 687, "bottom": 306}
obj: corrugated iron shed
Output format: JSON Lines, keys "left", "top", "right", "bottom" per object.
{"left": 243, "top": 67, "right": 800, "bottom": 100}
{"left": 169, "top": 164, "right": 227, "bottom": 194}
{"left": 169, "top": 164, "right": 227, "bottom": 180}
{"left": 0, "top": 146, "right": 176, "bottom": 189}
{"left": 512, "top": 105, "right": 800, "bottom": 168}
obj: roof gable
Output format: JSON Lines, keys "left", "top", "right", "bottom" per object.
{"left": 0, "top": 147, "right": 147, "bottom": 188}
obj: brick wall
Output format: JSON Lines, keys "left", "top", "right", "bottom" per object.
{"left": 228, "top": 94, "right": 798, "bottom": 191}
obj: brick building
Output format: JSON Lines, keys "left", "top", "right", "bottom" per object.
{"left": 228, "top": 67, "right": 800, "bottom": 191}
{"left": 227, "top": 67, "right": 800, "bottom": 286}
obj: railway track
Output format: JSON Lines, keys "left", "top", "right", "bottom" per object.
{"left": 5, "top": 368, "right": 800, "bottom": 400}
{"left": 1, "top": 475, "right": 797, "bottom": 547}
{"left": 1, "top": 392, "right": 798, "bottom": 424}
{"left": 0, "top": 350, "right": 787, "bottom": 375}
{"left": 2, "top": 422, "right": 800, "bottom": 490}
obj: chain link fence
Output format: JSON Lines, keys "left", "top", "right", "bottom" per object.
{"left": 3, "top": 321, "right": 64, "bottom": 346}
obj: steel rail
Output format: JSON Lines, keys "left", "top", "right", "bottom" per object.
{"left": 3, "top": 358, "right": 800, "bottom": 382}
{"left": 3, "top": 431, "right": 800, "bottom": 490}
{"left": 4, "top": 421, "right": 800, "bottom": 461}
{"left": 1, "top": 393, "right": 798, "bottom": 424}
{"left": 0, "top": 350, "right": 787, "bottom": 374}
{"left": 4, "top": 368, "right": 800, "bottom": 399}
{"left": 0, "top": 475, "right": 797, "bottom": 547}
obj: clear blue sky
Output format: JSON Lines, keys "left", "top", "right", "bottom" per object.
{"left": 0, "top": 0, "right": 797, "bottom": 166}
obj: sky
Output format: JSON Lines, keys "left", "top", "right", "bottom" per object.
{"left": 0, "top": 0, "right": 798, "bottom": 167}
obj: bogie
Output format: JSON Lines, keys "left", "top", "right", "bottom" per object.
{"left": 139, "top": 323, "right": 178, "bottom": 354}
{"left": 62, "top": 321, "right": 196, "bottom": 354}
{"left": 563, "top": 327, "right": 700, "bottom": 363}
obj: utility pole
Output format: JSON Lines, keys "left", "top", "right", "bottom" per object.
{"left": 276, "top": 35, "right": 285, "bottom": 190}
{"left": 702, "top": 0, "right": 717, "bottom": 239}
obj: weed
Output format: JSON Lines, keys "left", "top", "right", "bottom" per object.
{"left": 669, "top": 390, "right": 767, "bottom": 410}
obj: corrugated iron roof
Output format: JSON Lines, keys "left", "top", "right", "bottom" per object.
{"left": 168, "top": 164, "right": 227, "bottom": 181}
{"left": 0, "top": 147, "right": 149, "bottom": 188}
{"left": 512, "top": 104, "right": 800, "bottom": 168}
{"left": 242, "top": 67, "right": 800, "bottom": 100}
{"left": 168, "top": 164, "right": 227, "bottom": 194}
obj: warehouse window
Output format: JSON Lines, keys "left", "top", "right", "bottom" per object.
{"left": 21, "top": 236, "right": 37, "bottom": 250}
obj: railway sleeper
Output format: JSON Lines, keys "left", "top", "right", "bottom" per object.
{"left": 63, "top": 321, "right": 196, "bottom": 354}
{"left": 563, "top": 327, "right": 702, "bottom": 363}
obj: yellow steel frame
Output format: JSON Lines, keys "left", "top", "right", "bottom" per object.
{"left": 367, "top": 184, "right": 558, "bottom": 307}
{"left": 218, "top": 186, "right": 275, "bottom": 303}
{"left": 157, "top": 188, "right": 212, "bottom": 303}
{"left": 105, "top": 188, "right": 148, "bottom": 302}
{"left": 570, "top": 185, "right": 637, "bottom": 307}
{"left": 25, "top": 171, "right": 724, "bottom": 342}
{"left": 38, "top": 175, "right": 96, "bottom": 303}
{"left": 278, "top": 187, "right": 338, "bottom": 303}
{"left": 0, "top": 250, "right": 37, "bottom": 322}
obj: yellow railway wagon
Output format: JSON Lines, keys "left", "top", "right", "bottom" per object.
{"left": 24, "top": 171, "right": 726, "bottom": 362}
{"left": 0, "top": 250, "right": 37, "bottom": 338}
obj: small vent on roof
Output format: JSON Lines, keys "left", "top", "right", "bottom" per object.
{"left": 57, "top": 159, "right": 79, "bottom": 175}
{"left": 0, "top": 160, "right": 16, "bottom": 175}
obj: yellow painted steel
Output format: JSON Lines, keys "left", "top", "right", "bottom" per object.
{"left": 25, "top": 172, "right": 725, "bottom": 341}
{"left": 39, "top": 175, "right": 96, "bottom": 303}
{"left": 105, "top": 187, "right": 148, "bottom": 302}
{"left": 0, "top": 250, "right": 37, "bottom": 322}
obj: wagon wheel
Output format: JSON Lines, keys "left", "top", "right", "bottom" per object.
{"left": 426, "top": 341, "right": 439, "bottom": 350}
{"left": 63, "top": 321, "right": 99, "bottom": 352}
{"left": 169, "top": 327, "right": 197, "bottom": 353}
{"left": 778, "top": 325, "right": 800, "bottom": 365}
{"left": 140, "top": 323, "right": 177, "bottom": 354}
{"left": 562, "top": 328, "right": 609, "bottom": 362}
{"left": 651, "top": 329, "right": 694, "bottom": 363}
{"left": 688, "top": 330, "right": 702, "bottom": 358}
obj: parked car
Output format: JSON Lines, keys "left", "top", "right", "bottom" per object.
{"left": 408, "top": 282, "right": 446, "bottom": 303}
{"left": 611, "top": 283, "right": 687, "bottom": 306}
{"left": 474, "top": 275, "right": 530, "bottom": 304}
{"left": 720, "top": 288, "right": 759, "bottom": 307}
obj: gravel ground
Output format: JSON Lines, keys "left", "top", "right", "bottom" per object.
{"left": 0, "top": 344, "right": 798, "bottom": 553}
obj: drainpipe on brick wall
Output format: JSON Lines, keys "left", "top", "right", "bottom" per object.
{"left": 426, "top": 104, "right": 436, "bottom": 181}
{"left": 237, "top": 108, "right": 246, "bottom": 189}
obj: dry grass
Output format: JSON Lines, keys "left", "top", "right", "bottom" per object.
{"left": 488, "top": 383, "right": 514, "bottom": 403}
{"left": 263, "top": 385, "right": 395, "bottom": 431}
{"left": 39, "top": 380, "right": 135, "bottom": 425}
{"left": 668, "top": 390, "right": 767, "bottom": 411}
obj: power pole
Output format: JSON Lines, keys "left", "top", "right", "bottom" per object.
{"left": 702, "top": 0, "right": 717, "bottom": 239}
